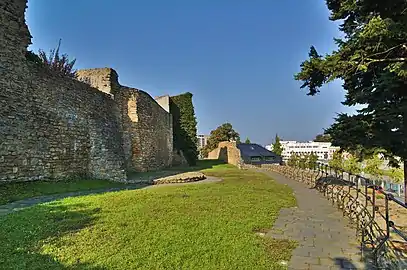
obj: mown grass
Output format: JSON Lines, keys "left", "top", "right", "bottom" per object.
{"left": 0, "top": 179, "right": 126, "bottom": 205}
{"left": 0, "top": 164, "right": 297, "bottom": 269}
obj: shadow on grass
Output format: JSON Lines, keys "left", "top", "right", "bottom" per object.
{"left": 127, "top": 159, "right": 226, "bottom": 181}
{"left": 0, "top": 201, "right": 106, "bottom": 269}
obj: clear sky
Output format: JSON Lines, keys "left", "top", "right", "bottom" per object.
{"left": 26, "top": 0, "right": 354, "bottom": 145}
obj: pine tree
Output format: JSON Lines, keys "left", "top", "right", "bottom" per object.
{"left": 272, "top": 134, "right": 283, "bottom": 156}
{"left": 295, "top": 0, "right": 407, "bottom": 201}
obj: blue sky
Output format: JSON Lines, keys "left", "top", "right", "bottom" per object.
{"left": 26, "top": 0, "right": 354, "bottom": 145}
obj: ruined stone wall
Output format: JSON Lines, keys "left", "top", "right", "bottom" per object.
{"left": 207, "top": 141, "right": 241, "bottom": 166}
{"left": 0, "top": 0, "right": 126, "bottom": 182}
{"left": 1, "top": 0, "right": 183, "bottom": 183}
{"left": 117, "top": 87, "right": 173, "bottom": 172}
{"left": 77, "top": 69, "right": 175, "bottom": 172}
{"left": 77, "top": 68, "right": 119, "bottom": 95}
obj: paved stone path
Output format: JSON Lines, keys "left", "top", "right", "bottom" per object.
{"left": 258, "top": 170, "right": 374, "bottom": 270}
{"left": 0, "top": 177, "right": 221, "bottom": 216}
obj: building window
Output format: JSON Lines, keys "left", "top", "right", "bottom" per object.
{"left": 251, "top": 157, "right": 262, "bottom": 162}
{"left": 265, "top": 156, "right": 274, "bottom": 161}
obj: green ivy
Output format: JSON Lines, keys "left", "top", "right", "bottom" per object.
{"left": 170, "top": 93, "right": 198, "bottom": 165}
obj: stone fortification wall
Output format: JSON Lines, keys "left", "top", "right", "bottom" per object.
{"left": 0, "top": 0, "right": 127, "bottom": 182}
{"left": 77, "top": 69, "right": 176, "bottom": 172}
{"left": 0, "top": 0, "right": 178, "bottom": 182}
{"left": 117, "top": 87, "right": 173, "bottom": 172}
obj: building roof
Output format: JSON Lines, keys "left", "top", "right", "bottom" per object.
{"left": 237, "top": 143, "right": 279, "bottom": 158}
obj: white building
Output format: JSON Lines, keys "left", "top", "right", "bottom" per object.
{"left": 266, "top": 141, "right": 340, "bottom": 161}
{"left": 197, "top": 134, "right": 210, "bottom": 149}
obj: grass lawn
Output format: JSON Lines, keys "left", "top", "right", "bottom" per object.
{"left": 0, "top": 164, "right": 297, "bottom": 269}
{"left": 0, "top": 179, "right": 126, "bottom": 205}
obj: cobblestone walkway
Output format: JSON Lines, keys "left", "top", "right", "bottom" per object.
{"left": 0, "top": 177, "right": 221, "bottom": 216}
{"left": 259, "top": 170, "right": 373, "bottom": 270}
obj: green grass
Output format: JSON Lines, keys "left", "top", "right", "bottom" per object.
{"left": 0, "top": 164, "right": 297, "bottom": 269}
{"left": 0, "top": 179, "right": 126, "bottom": 205}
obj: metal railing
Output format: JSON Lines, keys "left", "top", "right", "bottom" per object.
{"left": 247, "top": 163, "right": 407, "bottom": 269}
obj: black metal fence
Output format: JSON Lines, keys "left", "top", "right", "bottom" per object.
{"left": 248, "top": 163, "right": 407, "bottom": 269}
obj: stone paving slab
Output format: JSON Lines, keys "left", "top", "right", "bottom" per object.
{"left": 0, "top": 176, "right": 222, "bottom": 216}
{"left": 256, "top": 170, "right": 376, "bottom": 270}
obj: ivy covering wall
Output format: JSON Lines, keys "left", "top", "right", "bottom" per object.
{"left": 170, "top": 92, "right": 198, "bottom": 165}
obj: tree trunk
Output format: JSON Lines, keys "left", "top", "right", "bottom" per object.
{"left": 404, "top": 161, "right": 407, "bottom": 204}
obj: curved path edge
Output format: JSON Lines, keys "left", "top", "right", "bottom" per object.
{"left": 0, "top": 176, "right": 222, "bottom": 216}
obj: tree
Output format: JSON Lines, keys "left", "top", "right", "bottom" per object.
{"left": 201, "top": 123, "right": 240, "bottom": 157}
{"left": 37, "top": 39, "right": 77, "bottom": 78}
{"left": 244, "top": 137, "right": 251, "bottom": 144}
{"left": 364, "top": 155, "right": 385, "bottom": 180}
{"left": 386, "top": 167, "right": 404, "bottom": 184}
{"left": 343, "top": 155, "right": 362, "bottom": 175}
{"left": 329, "top": 151, "right": 344, "bottom": 173}
{"left": 295, "top": 1, "right": 407, "bottom": 202}
{"left": 287, "top": 152, "right": 299, "bottom": 167}
{"left": 298, "top": 154, "right": 309, "bottom": 169}
{"left": 272, "top": 134, "right": 283, "bottom": 156}
{"left": 308, "top": 152, "right": 319, "bottom": 169}
{"left": 314, "top": 134, "right": 332, "bottom": 143}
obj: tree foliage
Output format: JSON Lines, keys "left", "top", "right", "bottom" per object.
{"left": 287, "top": 152, "right": 299, "bottom": 167}
{"left": 364, "top": 155, "right": 385, "bottom": 179}
{"left": 244, "top": 137, "right": 251, "bottom": 144}
{"left": 307, "top": 152, "right": 318, "bottom": 169}
{"left": 343, "top": 155, "right": 362, "bottom": 175}
{"left": 328, "top": 151, "right": 344, "bottom": 172}
{"left": 201, "top": 123, "right": 240, "bottom": 157}
{"left": 298, "top": 155, "right": 308, "bottom": 168}
{"left": 170, "top": 93, "right": 198, "bottom": 165}
{"left": 313, "top": 134, "right": 332, "bottom": 142}
{"left": 272, "top": 134, "right": 283, "bottom": 156}
{"left": 29, "top": 39, "right": 77, "bottom": 78}
{"left": 295, "top": 0, "right": 407, "bottom": 198}
{"left": 385, "top": 167, "right": 404, "bottom": 184}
